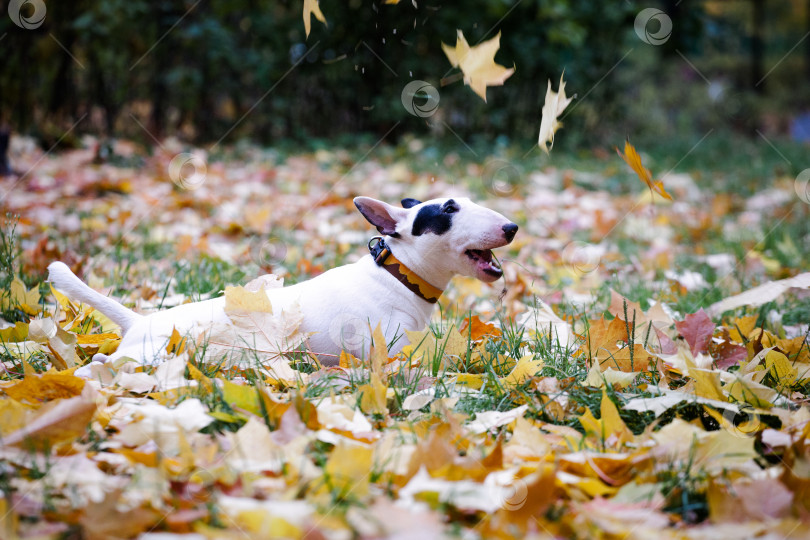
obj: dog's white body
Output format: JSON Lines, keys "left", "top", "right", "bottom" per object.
{"left": 49, "top": 196, "right": 517, "bottom": 366}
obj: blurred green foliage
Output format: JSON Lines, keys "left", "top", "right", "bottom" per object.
{"left": 0, "top": 0, "right": 808, "bottom": 146}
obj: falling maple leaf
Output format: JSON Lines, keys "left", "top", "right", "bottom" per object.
{"left": 441, "top": 30, "right": 515, "bottom": 102}
{"left": 302, "top": 0, "right": 327, "bottom": 38}
{"left": 616, "top": 140, "right": 672, "bottom": 201}
{"left": 538, "top": 73, "right": 574, "bottom": 154}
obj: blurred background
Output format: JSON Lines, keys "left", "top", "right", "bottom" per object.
{"left": 1, "top": 0, "right": 809, "bottom": 152}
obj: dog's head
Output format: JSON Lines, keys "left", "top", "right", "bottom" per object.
{"left": 354, "top": 196, "right": 518, "bottom": 283}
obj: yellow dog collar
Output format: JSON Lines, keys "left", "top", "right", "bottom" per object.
{"left": 368, "top": 237, "right": 443, "bottom": 304}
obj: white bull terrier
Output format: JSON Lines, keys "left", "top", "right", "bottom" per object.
{"left": 48, "top": 196, "right": 518, "bottom": 366}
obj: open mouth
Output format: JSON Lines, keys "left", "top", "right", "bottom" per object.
{"left": 465, "top": 248, "right": 502, "bottom": 278}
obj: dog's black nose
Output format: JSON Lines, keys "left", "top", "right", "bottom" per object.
{"left": 502, "top": 223, "right": 518, "bottom": 242}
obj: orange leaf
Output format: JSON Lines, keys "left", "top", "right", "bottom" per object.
{"left": 616, "top": 141, "right": 672, "bottom": 200}
{"left": 459, "top": 314, "right": 502, "bottom": 342}
{"left": 76, "top": 333, "right": 120, "bottom": 345}
{"left": 165, "top": 326, "right": 187, "bottom": 356}
{"left": 2, "top": 368, "right": 85, "bottom": 404}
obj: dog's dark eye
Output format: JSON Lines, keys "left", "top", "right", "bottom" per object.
{"left": 442, "top": 200, "right": 459, "bottom": 213}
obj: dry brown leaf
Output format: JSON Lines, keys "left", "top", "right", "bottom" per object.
{"left": 538, "top": 73, "right": 574, "bottom": 153}
{"left": 2, "top": 384, "right": 98, "bottom": 447}
{"left": 708, "top": 272, "right": 810, "bottom": 316}
{"left": 302, "top": 0, "right": 327, "bottom": 38}
{"left": 616, "top": 140, "right": 673, "bottom": 201}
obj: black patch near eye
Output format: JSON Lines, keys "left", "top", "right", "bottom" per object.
{"left": 411, "top": 203, "right": 454, "bottom": 236}
{"left": 442, "top": 199, "right": 459, "bottom": 213}
{"left": 401, "top": 198, "right": 422, "bottom": 209}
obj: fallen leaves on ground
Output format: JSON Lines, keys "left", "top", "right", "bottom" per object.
{"left": 0, "top": 135, "right": 809, "bottom": 538}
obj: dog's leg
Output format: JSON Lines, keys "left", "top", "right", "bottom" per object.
{"left": 48, "top": 262, "right": 143, "bottom": 332}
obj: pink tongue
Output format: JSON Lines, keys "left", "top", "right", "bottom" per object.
{"left": 479, "top": 257, "right": 500, "bottom": 272}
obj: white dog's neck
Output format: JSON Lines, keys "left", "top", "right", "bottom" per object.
{"left": 382, "top": 236, "right": 456, "bottom": 292}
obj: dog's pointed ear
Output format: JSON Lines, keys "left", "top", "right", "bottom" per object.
{"left": 401, "top": 198, "right": 422, "bottom": 209}
{"left": 354, "top": 197, "right": 408, "bottom": 236}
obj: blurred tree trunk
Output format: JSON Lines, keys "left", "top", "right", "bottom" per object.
{"left": 0, "top": 127, "right": 10, "bottom": 176}
{"left": 87, "top": 49, "right": 121, "bottom": 137}
{"left": 752, "top": 0, "right": 765, "bottom": 92}
{"left": 807, "top": 0, "right": 810, "bottom": 81}
{"left": 48, "top": 33, "right": 77, "bottom": 122}
{"left": 150, "top": 3, "right": 181, "bottom": 139}
{"left": 15, "top": 33, "right": 33, "bottom": 131}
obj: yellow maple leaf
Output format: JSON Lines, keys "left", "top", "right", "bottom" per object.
{"left": 0, "top": 321, "right": 28, "bottom": 342}
{"left": 1, "top": 277, "right": 41, "bottom": 315}
{"left": 583, "top": 363, "right": 638, "bottom": 388}
{"left": 764, "top": 349, "right": 798, "bottom": 386}
{"left": 538, "top": 73, "right": 574, "bottom": 154}
{"left": 203, "top": 285, "right": 307, "bottom": 371}
{"left": 0, "top": 398, "right": 30, "bottom": 437}
{"left": 27, "top": 318, "right": 77, "bottom": 369}
{"left": 1, "top": 385, "right": 98, "bottom": 448}
{"left": 324, "top": 441, "right": 374, "bottom": 497}
{"left": 369, "top": 323, "right": 388, "bottom": 375}
{"left": 219, "top": 377, "right": 264, "bottom": 417}
{"left": 441, "top": 30, "right": 514, "bottom": 102}
{"left": 359, "top": 324, "right": 390, "bottom": 416}
{"left": 358, "top": 372, "right": 388, "bottom": 416}
{"left": 404, "top": 326, "right": 468, "bottom": 370}
{"left": 727, "top": 315, "right": 758, "bottom": 343}
{"left": 339, "top": 349, "right": 362, "bottom": 368}
{"left": 499, "top": 354, "right": 543, "bottom": 387}
{"left": 616, "top": 140, "right": 672, "bottom": 201}
{"left": 76, "top": 332, "right": 120, "bottom": 345}
{"left": 303, "top": 0, "right": 327, "bottom": 38}
{"left": 453, "top": 372, "right": 484, "bottom": 389}
{"left": 2, "top": 368, "right": 84, "bottom": 404}
{"left": 689, "top": 367, "right": 726, "bottom": 401}
{"left": 224, "top": 284, "right": 274, "bottom": 314}
{"left": 727, "top": 373, "right": 777, "bottom": 409}
{"left": 578, "top": 389, "right": 634, "bottom": 448}
{"left": 164, "top": 326, "right": 187, "bottom": 356}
